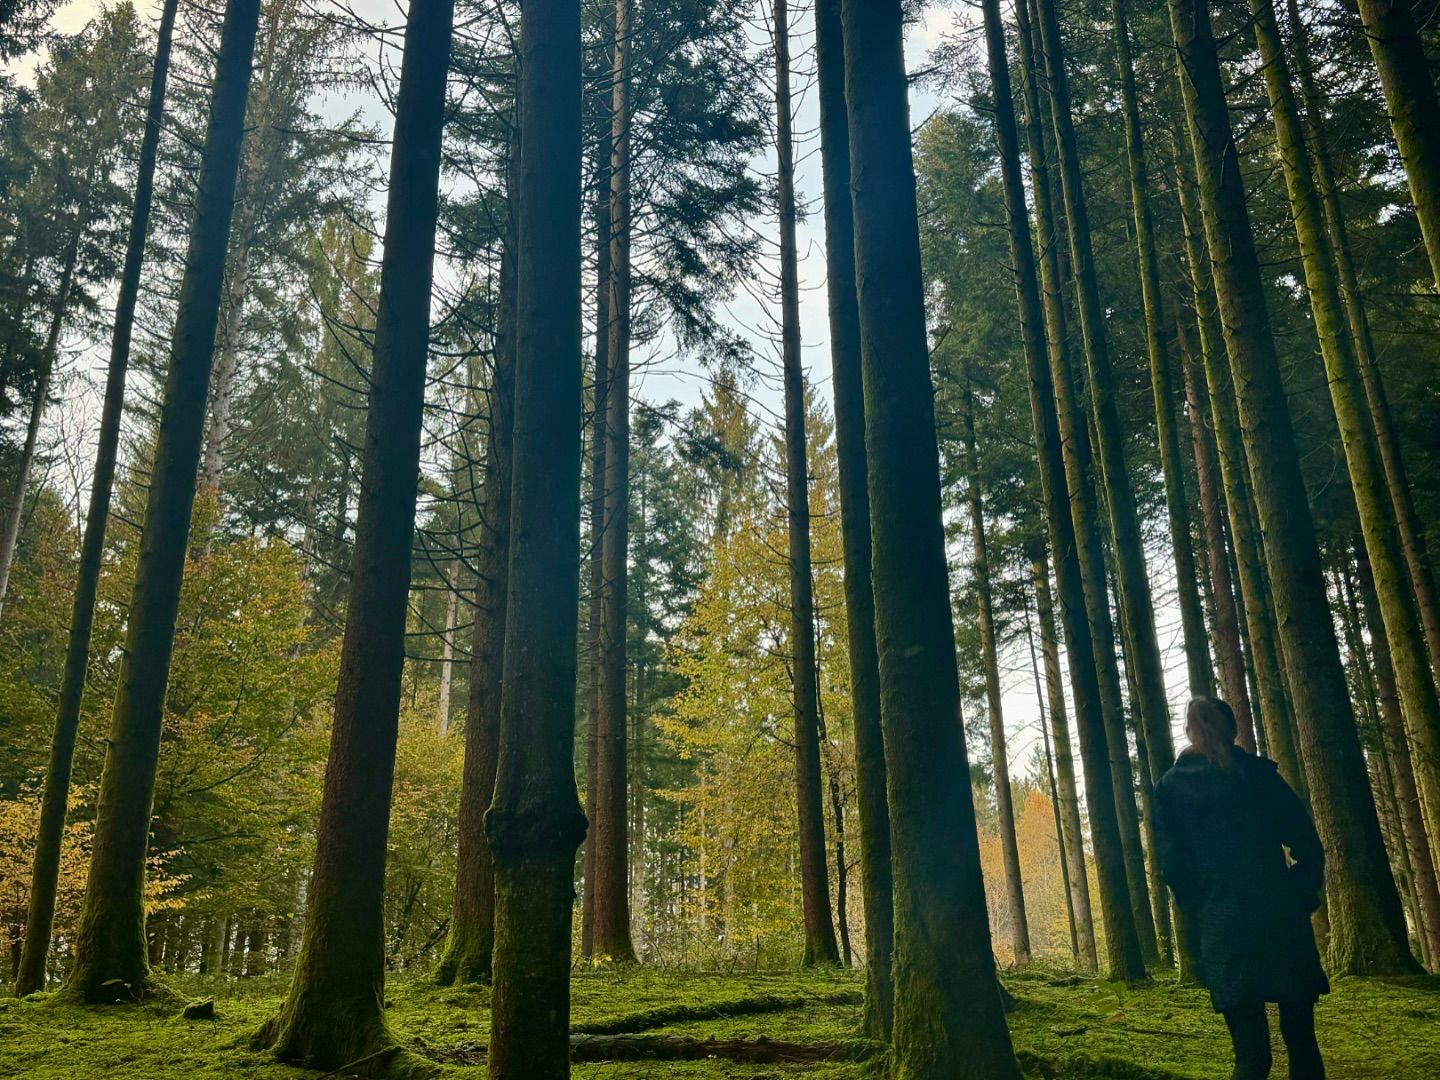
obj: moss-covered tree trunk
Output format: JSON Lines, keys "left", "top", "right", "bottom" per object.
{"left": 774, "top": 0, "right": 839, "bottom": 970}
{"left": 436, "top": 221, "right": 516, "bottom": 988}
{"left": 840, "top": 1, "right": 1022, "bottom": 1072}
{"left": 1011, "top": 0, "right": 1145, "bottom": 981}
{"left": 961, "top": 371, "right": 1030, "bottom": 967}
{"left": 814, "top": 0, "right": 892, "bottom": 1033}
{"left": 64, "top": 0, "right": 260, "bottom": 1004}
{"left": 1110, "top": 0, "right": 1211, "bottom": 698}
{"left": 592, "top": 0, "right": 635, "bottom": 965}
{"left": 1032, "top": 555, "right": 1099, "bottom": 971}
{"left": 485, "top": 0, "right": 589, "bottom": 1073}
{"left": 1168, "top": 0, "right": 1417, "bottom": 976}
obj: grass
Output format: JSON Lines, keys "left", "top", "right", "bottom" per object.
{"left": 2, "top": 963, "right": 1437, "bottom": 1078}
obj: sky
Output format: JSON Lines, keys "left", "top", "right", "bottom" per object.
{"left": 8, "top": 0, "right": 1198, "bottom": 794}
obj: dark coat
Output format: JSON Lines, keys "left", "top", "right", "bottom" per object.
{"left": 1154, "top": 745, "right": 1329, "bottom": 1012}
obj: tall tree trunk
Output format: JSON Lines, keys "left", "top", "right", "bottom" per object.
{"left": 1021, "top": 0, "right": 1157, "bottom": 968}
{"left": 13, "top": 0, "right": 180, "bottom": 997}
{"left": 592, "top": 0, "right": 635, "bottom": 964}
{"left": 253, "top": 0, "right": 453, "bottom": 1063}
{"left": 1250, "top": 0, "right": 1440, "bottom": 904}
{"left": 1008, "top": 0, "right": 1144, "bottom": 981}
{"left": 1168, "top": 0, "right": 1417, "bottom": 975}
{"left": 435, "top": 222, "right": 516, "bottom": 988}
{"left": 1176, "top": 318, "right": 1255, "bottom": 745}
{"left": 1030, "top": 557, "right": 1098, "bottom": 971}
{"left": 0, "top": 234, "right": 77, "bottom": 614}
{"left": 961, "top": 371, "right": 1030, "bottom": 966}
{"left": 485, "top": 0, "right": 588, "bottom": 1073}
{"left": 775, "top": 0, "right": 838, "bottom": 970}
{"left": 64, "top": 0, "right": 261, "bottom": 1003}
{"left": 813, "top": 0, "right": 893, "bottom": 1034}
{"left": 840, "top": 1, "right": 1022, "bottom": 1073}
{"left": 437, "top": 561, "right": 458, "bottom": 735}
{"left": 1110, "top": 0, "right": 1212, "bottom": 698}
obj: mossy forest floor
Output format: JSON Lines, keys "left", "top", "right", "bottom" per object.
{"left": 3, "top": 964, "right": 1438, "bottom": 1078}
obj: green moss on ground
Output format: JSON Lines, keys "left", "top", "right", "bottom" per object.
{"left": 2, "top": 965, "right": 1436, "bottom": 1078}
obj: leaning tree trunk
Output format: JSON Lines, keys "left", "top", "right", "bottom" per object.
{"left": 775, "top": 0, "right": 839, "bottom": 971}
{"left": 1168, "top": 0, "right": 1417, "bottom": 976}
{"left": 1250, "top": 0, "right": 1440, "bottom": 904}
{"left": 961, "top": 371, "right": 1030, "bottom": 966}
{"left": 1008, "top": 0, "right": 1145, "bottom": 981}
{"left": 1019, "top": 0, "right": 1157, "bottom": 969}
{"left": 1111, "top": 0, "right": 1212, "bottom": 697}
{"left": 64, "top": 0, "right": 260, "bottom": 1004}
{"left": 591, "top": 0, "right": 636, "bottom": 964}
{"left": 13, "top": 0, "right": 180, "bottom": 998}
{"left": 813, "top": 0, "right": 893, "bottom": 1034}
{"left": 840, "top": 1, "right": 1022, "bottom": 1073}
{"left": 252, "top": 0, "right": 454, "bottom": 1066}
{"left": 485, "top": 0, "right": 589, "bottom": 1074}
{"left": 435, "top": 222, "right": 516, "bottom": 989}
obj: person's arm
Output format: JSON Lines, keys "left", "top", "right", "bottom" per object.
{"left": 1153, "top": 777, "right": 1201, "bottom": 910}
{"left": 1270, "top": 769, "right": 1325, "bottom": 911}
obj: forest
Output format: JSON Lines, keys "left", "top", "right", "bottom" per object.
{"left": 3, "top": 0, "right": 1440, "bottom": 1075}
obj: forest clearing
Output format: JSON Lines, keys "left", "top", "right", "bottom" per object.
{"left": 7, "top": 0, "right": 1440, "bottom": 1075}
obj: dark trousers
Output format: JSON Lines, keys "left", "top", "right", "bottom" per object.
{"left": 1222, "top": 1001, "right": 1325, "bottom": 1080}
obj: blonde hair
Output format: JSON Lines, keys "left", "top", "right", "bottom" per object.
{"left": 1187, "top": 697, "right": 1238, "bottom": 768}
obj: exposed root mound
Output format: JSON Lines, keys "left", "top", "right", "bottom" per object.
{"left": 253, "top": 1012, "right": 437, "bottom": 1079}
{"left": 426, "top": 1033, "right": 885, "bottom": 1066}
{"left": 570, "top": 988, "right": 865, "bottom": 1035}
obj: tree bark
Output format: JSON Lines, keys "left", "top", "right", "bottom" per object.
{"left": 840, "top": 1, "right": 1022, "bottom": 1072}
{"left": 484, "top": 0, "right": 589, "bottom": 1074}
{"left": 1168, "top": 0, "right": 1417, "bottom": 975}
{"left": 813, "top": 0, "right": 893, "bottom": 1034}
{"left": 252, "top": 0, "right": 453, "bottom": 1065}
{"left": 64, "top": 0, "right": 261, "bottom": 1003}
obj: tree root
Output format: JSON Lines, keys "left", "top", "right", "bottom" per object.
{"left": 570, "top": 988, "right": 864, "bottom": 1035}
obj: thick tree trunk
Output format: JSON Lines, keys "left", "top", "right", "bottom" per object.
{"left": 840, "top": 1, "right": 1021, "bottom": 1073}
{"left": 1168, "top": 0, "right": 1417, "bottom": 975}
{"left": 776, "top": 0, "right": 839, "bottom": 970}
{"left": 592, "top": 0, "right": 636, "bottom": 964}
{"left": 961, "top": 372, "right": 1030, "bottom": 966}
{"left": 1009, "top": 0, "right": 1144, "bottom": 981}
{"left": 252, "top": 0, "right": 453, "bottom": 1066}
{"left": 64, "top": 0, "right": 261, "bottom": 1004}
{"left": 1030, "top": 557, "right": 1098, "bottom": 971}
{"left": 484, "top": 0, "right": 588, "bottom": 1074}
{"left": 435, "top": 227, "right": 516, "bottom": 988}
{"left": 813, "top": 0, "right": 893, "bottom": 1034}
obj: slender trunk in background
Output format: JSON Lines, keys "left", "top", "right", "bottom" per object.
{"left": 591, "top": 0, "right": 635, "bottom": 965}
{"left": 253, "top": 0, "right": 453, "bottom": 1063}
{"left": 1354, "top": 0, "right": 1440, "bottom": 299}
{"left": 1176, "top": 319, "right": 1254, "bottom": 743}
{"left": 814, "top": 679, "right": 852, "bottom": 967}
{"left": 1172, "top": 153, "right": 1300, "bottom": 783}
{"left": 0, "top": 235, "right": 77, "bottom": 615}
{"left": 841, "top": 1, "right": 1022, "bottom": 1072}
{"left": 1008, "top": 0, "right": 1142, "bottom": 980}
{"left": 1110, "top": 0, "right": 1211, "bottom": 697}
{"left": 1252, "top": 0, "right": 1440, "bottom": 897}
{"left": 16, "top": 0, "right": 178, "bottom": 976}
{"left": 814, "top": 0, "right": 892, "bottom": 1033}
{"left": 436, "top": 212, "right": 517, "bottom": 988}
{"left": 962, "top": 372, "right": 1030, "bottom": 966}
{"left": 485, "top": 0, "right": 587, "bottom": 1072}
{"left": 437, "top": 561, "right": 458, "bottom": 735}
{"left": 775, "top": 0, "right": 839, "bottom": 970}
{"left": 64, "top": 0, "right": 261, "bottom": 1003}
{"left": 1168, "top": 0, "right": 1417, "bottom": 976}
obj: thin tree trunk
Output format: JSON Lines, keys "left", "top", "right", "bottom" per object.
{"left": 64, "top": 0, "right": 261, "bottom": 1003}
{"left": 841, "top": 2, "right": 1022, "bottom": 1072}
{"left": 813, "top": 0, "right": 892, "bottom": 1034}
{"left": 253, "top": 0, "right": 454, "bottom": 1063}
{"left": 1008, "top": 0, "right": 1143, "bottom": 981}
{"left": 485, "top": 0, "right": 588, "bottom": 1073}
{"left": 1168, "top": 0, "right": 1417, "bottom": 975}
{"left": 961, "top": 371, "right": 1030, "bottom": 966}
{"left": 814, "top": 679, "right": 852, "bottom": 968}
{"left": 438, "top": 561, "right": 458, "bottom": 735}
{"left": 775, "top": 0, "right": 838, "bottom": 970}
